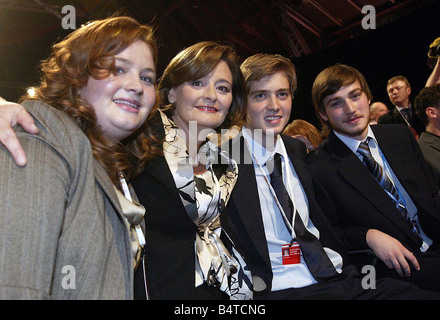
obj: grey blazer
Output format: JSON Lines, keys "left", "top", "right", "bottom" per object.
{"left": 0, "top": 100, "right": 133, "bottom": 299}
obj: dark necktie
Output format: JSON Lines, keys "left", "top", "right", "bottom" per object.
{"left": 357, "top": 138, "right": 422, "bottom": 239}
{"left": 400, "top": 108, "right": 412, "bottom": 125}
{"left": 268, "top": 153, "right": 341, "bottom": 282}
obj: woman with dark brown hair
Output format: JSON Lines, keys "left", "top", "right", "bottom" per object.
{"left": 0, "top": 16, "right": 160, "bottom": 299}
{"left": 132, "top": 41, "right": 252, "bottom": 300}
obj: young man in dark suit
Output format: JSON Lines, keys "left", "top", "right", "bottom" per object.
{"left": 221, "top": 54, "right": 439, "bottom": 299}
{"left": 307, "top": 64, "right": 440, "bottom": 291}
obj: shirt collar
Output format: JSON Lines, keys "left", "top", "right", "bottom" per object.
{"left": 242, "top": 126, "right": 285, "bottom": 166}
{"left": 394, "top": 103, "right": 412, "bottom": 112}
{"left": 333, "top": 125, "right": 378, "bottom": 154}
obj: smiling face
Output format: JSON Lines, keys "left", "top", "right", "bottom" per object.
{"left": 79, "top": 40, "right": 157, "bottom": 141}
{"left": 319, "top": 80, "right": 370, "bottom": 140}
{"left": 168, "top": 60, "right": 233, "bottom": 134}
{"left": 246, "top": 71, "right": 292, "bottom": 147}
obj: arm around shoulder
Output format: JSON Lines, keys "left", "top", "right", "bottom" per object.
{"left": 0, "top": 98, "right": 38, "bottom": 166}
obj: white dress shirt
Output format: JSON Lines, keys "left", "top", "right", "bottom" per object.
{"left": 242, "top": 128, "right": 343, "bottom": 291}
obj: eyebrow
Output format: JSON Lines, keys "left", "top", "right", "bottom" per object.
{"left": 387, "top": 85, "right": 404, "bottom": 91}
{"left": 250, "top": 88, "right": 290, "bottom": 95}
{"left": 115, "top": 57, "right": 156, "bottom": 74}
{"left": 325, "top": 88, "right": 362, "bottom": 105}
{"left": 217, "top": 78, "right": 232, "bottom": 86}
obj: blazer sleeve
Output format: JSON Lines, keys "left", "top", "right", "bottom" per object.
{"left": 0, "top": 101, "right": 82, "bottom": 299}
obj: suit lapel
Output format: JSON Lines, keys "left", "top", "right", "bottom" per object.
{"left": 326, "top": 132, "right": 417, "bottom": 239}
{"left": 142, "top": 110, "right": 196, "bottom": 215}
{"left": 93, "top": 159, "right": 124, "bottom": 220}
{"left": 229, "top": 133, "right": 272, "bottom": 269}
{"left": 93, "top": 159, "right": 138, "bottom": 284}
{"left": 372, "top": 126, "right": 410, "bottom": 179}
{"left": 371, "top": 127, "right": 435, "bottom": 229}
{"left": 282, "top": 138, "right": 314, "bottom": 197}
{"left": 142, "top": 155, "right": 182, "bottom": 197}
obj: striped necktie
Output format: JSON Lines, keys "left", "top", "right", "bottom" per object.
{"left": 357, "top": 138, "right": 422, "bottom": 238}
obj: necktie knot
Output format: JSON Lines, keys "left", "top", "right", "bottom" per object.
{"left": 357, "top": 138, "right": 372, "bottom": 159}
{"left": 269, "top": 153, "right": 283, "bottom": 179}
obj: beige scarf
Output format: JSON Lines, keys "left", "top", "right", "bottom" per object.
{"left": 160, "top": 110, "right": 252, "bottom": 299}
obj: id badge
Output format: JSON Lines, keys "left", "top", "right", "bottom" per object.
{"left": 282, "top": 242, "right": 301, "bottom": 265}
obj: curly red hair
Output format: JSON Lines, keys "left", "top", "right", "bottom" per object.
{"left": 21, "top": 16, "right": 162, "bottom": 185}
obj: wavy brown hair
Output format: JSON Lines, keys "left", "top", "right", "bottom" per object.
{"left": 159, "top": 41, "right": 246, "bottom": 131}
{"left": 312, "top": 64, "right": 372, "bottom": 138}
{"left": 20, "top": 16, "right": 162, "bottom": 185}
